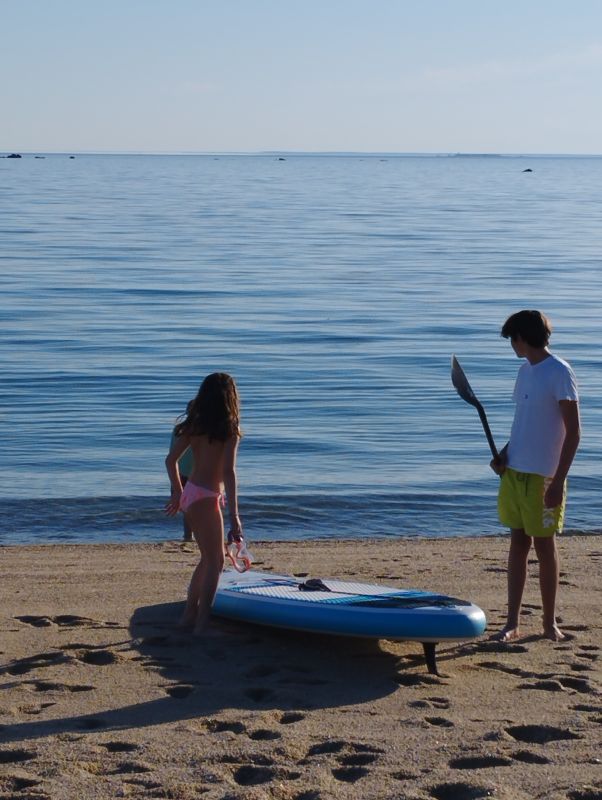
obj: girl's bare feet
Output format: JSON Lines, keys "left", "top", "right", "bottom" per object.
{"left": 491, "top": 626, "right": 522, "bottom": 642}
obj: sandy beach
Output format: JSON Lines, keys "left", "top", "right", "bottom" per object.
{"left": 0, "top": 535, "right": 600, "bottom": 800}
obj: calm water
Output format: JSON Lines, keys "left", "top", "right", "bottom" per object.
{"left": 1, "top": 153, "right": 601, "bottom": 544}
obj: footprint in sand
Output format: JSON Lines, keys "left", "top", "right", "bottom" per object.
{"left": 306, "top": 740, "right": 346, "bottom": 756}
{"left": 164, "top": 684, "right": 196, "bottom": 699}
{"left": 394, "top": 673, "right": 443, "bottom": 688}
{"left": 331, "top": 765, "right": 370, "bottom": 783}
{"left": 556, "top": 676, "right": 597, "bottom": 694}
{"left": 476, "top": 641, "right": 528, "bottom": 654}
{"left": 100, "top": 741, "right": 140, "bottom": 753}
{"left": 77, "top": 649, "right": 120, "bottom": 666}
{"left": 570, "top": 662, "right": 594, "bottom": 672}
{"left": 14, "top": 615, "right": 53, "bottom": 627}
{"left": 427, "top": 696, "right": 451, "bottom": 709}
{"left": 425, "top": 716, "right": 454, "bottom": 728}
{"left": 505, "top": 724, "right": 581, "bottom": 744}
{"left": 244, "top": 664, "right": 279, "bottom": 679}
{"left": 0, "top": 773, "right": 47, "bottom": 797}
{"left": 121, "top": 777, "right": 163, "bottom": 790}
{"left": 519, "top": 679, "right": 566, "bottom": 692}
{"left": 232, "top": 764, "right": 276, "bottom": 786}
{"left": 249, "top": 728, "right": 282, "bottom": 741}
{"left": 430, "top": 781, "right": 494, "bottom": 800}
{"left": 6, "top": 651, "right": 66, "bottom": 675}
{"left": 511, "top": 749, "right": 552, "bottom": 764}
{"left": 23, "top": 680, "right": 95, "bottom": 693}
{"left": 109, "top": 760, "right": 152, "bottom": 775}
{"left": 0, "top": 749, "right": 37, "bottom": 764}
{"left": 392, "top": 769, "right": 421, "bottom": 781}
{"left": 245, "top": 686, "right": 275, "bottom": 702}
{"left": 478, "top": 660, "right": 537, "bottom": 678}
{"left": 206, "top": 720, "right": 246, "bottom": 734}
{"left": 337, "top": 752, "right": 379, "bottom": 767}
{"left": 576, "top": 645, "right": 600, "bottom": 662}
{"left": 18, "top": 702, "right": 56, "bottom": 716}
{"left": 409, "top": 699, "right": 431, "bottom": 709}
{"left": 279, "top": 711, "right": 305, "bottom": 724}
{"left": 15, "top": 614, "right": 120, "bottom": 629}
{"left": 448, "top": 755, "right": 512, "bottom": 769}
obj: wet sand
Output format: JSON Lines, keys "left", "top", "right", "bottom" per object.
{"left": 0, "top": 535, "right": 600, "bottom": 800}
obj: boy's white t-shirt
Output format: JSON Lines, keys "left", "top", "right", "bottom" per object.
{"left": 507, "top": 353, "right": 579, "bottom": 478}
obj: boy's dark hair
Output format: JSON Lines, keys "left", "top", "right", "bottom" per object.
{"left": 501, "top": 310, "right": 552, "bottom": 348}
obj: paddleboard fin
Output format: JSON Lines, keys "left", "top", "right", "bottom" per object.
{"left": 423, "top": 642, "right": 440, "bottom": 676}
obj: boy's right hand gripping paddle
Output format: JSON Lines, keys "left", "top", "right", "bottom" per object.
{"left": 451, "top": 355, "right": 499, "bottom": 459}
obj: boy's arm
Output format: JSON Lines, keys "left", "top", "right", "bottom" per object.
{"left": 544, "top": 400, "right": 581, "bottom": 508}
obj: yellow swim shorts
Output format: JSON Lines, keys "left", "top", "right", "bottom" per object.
{"left": 498, "top": 467, "right": 566, "bottom": 538}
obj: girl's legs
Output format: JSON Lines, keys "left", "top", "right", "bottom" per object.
{"left": 179, "top": 500, "right": 225, "bottom": 634}
{"left": 182, "top": 516, "right": 194, "bottom": 542}
{"left": 533, "top": 535, "right": 564, "bottom": 641}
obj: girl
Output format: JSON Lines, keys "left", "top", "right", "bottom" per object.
{"left": 165, "top": 373, "right": 242, "bottom": 636}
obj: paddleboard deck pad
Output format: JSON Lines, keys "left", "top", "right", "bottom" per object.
{"left": 213, "top": 569, "right": 486, "bottom": 674}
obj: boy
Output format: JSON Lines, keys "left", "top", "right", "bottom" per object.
{"left": 491, "top": 310, "right": 580, "bottom": 642}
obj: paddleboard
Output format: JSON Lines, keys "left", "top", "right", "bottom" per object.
{"left": 213, "top": 569, "right": 486, "bottom": 673}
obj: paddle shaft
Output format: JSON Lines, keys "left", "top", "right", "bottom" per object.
{"left": 474, "top": 401, "right": 499, "bottom": 459}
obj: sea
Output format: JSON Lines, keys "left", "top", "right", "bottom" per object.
{"left": 1, "top": 152, "right": 601, "bottom": 546}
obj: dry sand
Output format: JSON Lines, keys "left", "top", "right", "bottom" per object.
{"left": 0, "top": 535, "right": 600, "bottom": 800}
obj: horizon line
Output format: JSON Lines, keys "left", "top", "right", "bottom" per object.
{"left": 2, "top": 149, "right": 602, "bottom": 158}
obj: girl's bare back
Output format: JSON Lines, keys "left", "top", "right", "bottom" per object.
{"left": 188, "top": 436, "right": 228, "bottom": 491}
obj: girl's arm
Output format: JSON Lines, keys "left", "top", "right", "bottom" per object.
{"left": 164, "top": 433, "right": 191, "bottom": 516}
{"left": 223, "top": 435, "right": 242, "bottom": 536}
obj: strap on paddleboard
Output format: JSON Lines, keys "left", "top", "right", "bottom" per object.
{"left": 298, "top": 578, "right": 331, "bottom": 592}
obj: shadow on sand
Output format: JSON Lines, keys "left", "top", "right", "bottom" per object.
{"left": 0, "top": 600, "right": 410, "bottom": 744}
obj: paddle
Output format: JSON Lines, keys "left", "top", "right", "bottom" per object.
{"left": 451, "top": 355, "right": 499, "bottom": 459}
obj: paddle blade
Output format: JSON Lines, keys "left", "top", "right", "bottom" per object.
{"left": 451, "top": 355, "right": 479, "bottom": 408}
{"left": 451, "top": 355, "right": 499, "bottom": 459}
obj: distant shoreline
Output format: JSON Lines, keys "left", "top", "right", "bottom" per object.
{"left": 3, "top": 150, "right": 602, "bottom": 158}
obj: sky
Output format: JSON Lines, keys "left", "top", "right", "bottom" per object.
{"left": 2, "top": 0, "right": 602, "bottom": 154}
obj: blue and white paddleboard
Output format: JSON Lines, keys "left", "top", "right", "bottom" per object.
{"left": 213, "top": 569, "right": 486, "bottom": 644}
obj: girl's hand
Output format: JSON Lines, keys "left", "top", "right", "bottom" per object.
{"left": 229, "top": 515, "right": 243, "bottom": 540}
{"left": 164, "top": 490, "right": 182, "bottom": 517}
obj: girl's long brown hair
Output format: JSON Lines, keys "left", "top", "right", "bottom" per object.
{"left": 174, "top": 373, "right": 241, "bottom": 442}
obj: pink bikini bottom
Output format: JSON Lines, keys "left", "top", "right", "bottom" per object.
{"left": 180, "top": 480, "right": 224, "bottom": 513}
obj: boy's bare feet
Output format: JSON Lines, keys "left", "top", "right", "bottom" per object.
{"left": 491, "top": 626, "right": 522, "bottom": 642}
{"left": 543, "top": 624, "right": 565, "bottom": 641}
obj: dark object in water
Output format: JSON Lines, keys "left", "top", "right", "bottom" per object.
{"left": 7, "top": 153, "right": 22, "bottom": 158}
{"left": 522, "top": 168, "right": 533, "bottom": 172}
